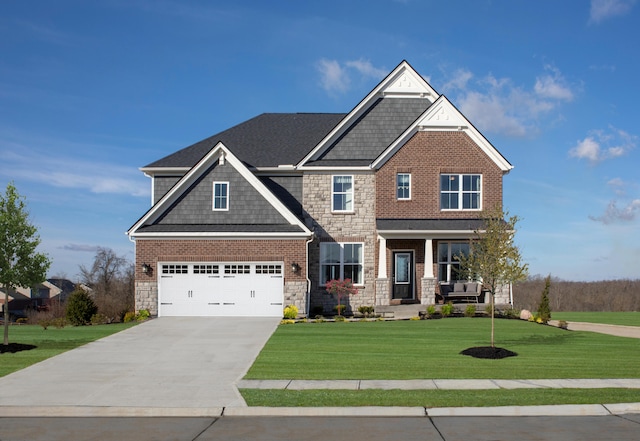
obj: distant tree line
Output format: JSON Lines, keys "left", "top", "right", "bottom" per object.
{"left": 513, "top": 275, "right": 640, "bottom": 312}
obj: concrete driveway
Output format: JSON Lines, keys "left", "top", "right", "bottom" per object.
{"left": 0, "top": 317, "right": 279, "bottom": 413}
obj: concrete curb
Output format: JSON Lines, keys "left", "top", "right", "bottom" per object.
{"left": 4, "top": 403, "right": 637, "bottom": 418}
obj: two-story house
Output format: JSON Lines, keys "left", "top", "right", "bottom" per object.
{"left": 127, "top": 60, "right": 513, "bottom": 317}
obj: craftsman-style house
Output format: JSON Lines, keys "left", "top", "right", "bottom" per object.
{"left": 127, "top": 61, "right": 513, "bottom": 317}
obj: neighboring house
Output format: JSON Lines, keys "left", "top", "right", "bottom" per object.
{"left": 0, "top": 281, "right": 62, "bottom": 317}
{"left": 127, "top": 60, "right": 513, "bottom": 318}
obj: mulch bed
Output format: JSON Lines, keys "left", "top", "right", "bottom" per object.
{"left": 0, "top": 343, "right": 37, "bottom": 354}
{"left": 460, "top": 346, "right": 518, "bottom": 359}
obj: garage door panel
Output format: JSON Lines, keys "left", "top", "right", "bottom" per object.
{"left": 158, "top": 262, "right": 284, "bottom": 317}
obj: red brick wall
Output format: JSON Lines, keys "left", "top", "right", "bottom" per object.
{"left": 376, "top": 131, "right": 504, "bottom": 219}
{"left": 135, "top": 239, "right": 308, "bottom": 282}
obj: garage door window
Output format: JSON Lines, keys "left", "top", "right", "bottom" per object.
{"left": 225, "top": 264, "right": 250, "bottom": 274}
{"left": 193, "top": 264, "right": 219, "bottom": 274}
{"left": 162, "top": 264, "right": 188, "bottom": 274}
{"left": 256, "top": 264, "right": 282, "bottom": 274}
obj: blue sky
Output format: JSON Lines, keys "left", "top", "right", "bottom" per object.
{"left": 1, "top": 0, "right": 639, "bottom": 281}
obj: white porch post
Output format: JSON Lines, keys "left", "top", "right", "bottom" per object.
{"left": 378, "top": 236, "right": 387, "bottom": 278}
{"left": 423, "top": 238, "right": 434, "bottom": 278}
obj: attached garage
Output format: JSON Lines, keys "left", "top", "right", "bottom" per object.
{"left": 158, "top": 262, "right": 284, "bottom": 317}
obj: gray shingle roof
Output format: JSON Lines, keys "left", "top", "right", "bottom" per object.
{"left": 136, "top": 224, "right": 306, "bottom": 233}
{"left": 376, "top": 218, "right": 486, "bottom": 231}
{"left": 145, "top": 113, "right": 346, "bottom": 169}
{"left": 308, "top": 97, "right": 432, "bottom": 165}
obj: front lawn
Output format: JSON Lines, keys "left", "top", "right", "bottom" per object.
{"left": 244, "top": 319, "right": 640, "bottom": 380}
{"left": 552, "top": 312, "right": 639, "bottom": 327}
{"left": 0, "top": 322, "right": 138, "bottom": 377}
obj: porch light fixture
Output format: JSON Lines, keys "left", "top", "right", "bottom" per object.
{"left": 141, "top": 263, "right": 151, "bottom": 274}
{"left": 291, "top": 262, "right": 300, "bottom": 273}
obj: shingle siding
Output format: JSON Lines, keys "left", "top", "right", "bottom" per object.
{"left": 153, "top": 176, "right": 181, "bottom": 205}
{"left": 154, "top": 162, "right": 291, "bottom": 226}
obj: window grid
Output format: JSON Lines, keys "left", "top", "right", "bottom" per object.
{"left": 396, "top": 173, "right": 411, "bottom": 200}
{"left": 224, "top": 264, "right": 250, "bottom": 274}
{"left": 213, "top": 182, "right": 229, "bottom": 211}
{"left": 162, "top": 264, "right": 188, "bottom": 274}
{"left": 437, "top": 242, "right": 470, "bottom": 282}
{"left": 193, "top": 264, "right": 219, "bottom": 274}
{"left": 320, "top": 242, "right": 363, "bottom": 285}
{"left": 440, "top": 174, "right": 481, "bottom": 210}
{"left": 332, "top": 175, "right": 354, "bottom": 212}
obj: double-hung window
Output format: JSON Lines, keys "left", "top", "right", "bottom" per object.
{"left": 396, "top": 173, "right": 411, "bottom": 200}
{"left": 213, "top": 182, "right": 229, "bottom": 211}
{"left": 440, "top": 174, "right": 481, "bottom": 210}
{"left": 437, "top": 241, "right": 470, "bottom": 282}
{"left": 332, "top": 175, "right": 353, "bottom": 212}
{"left": 320, "top": 242, "right": 363, "bottom": 285}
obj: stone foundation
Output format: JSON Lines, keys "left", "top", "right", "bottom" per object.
{"left": 420, "top": 277, "right": 436, "bottom": 305}
{"left": 135, "top": 280, "right": 158, "bottom": 316}
{"left": 375, "top": 278, "right": 390, "bottom": 306}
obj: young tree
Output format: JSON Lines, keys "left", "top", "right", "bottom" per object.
{"left": 458, "top": 205, "right": 528, "bottom": 347}
{"left": 537, "top": 274, "right": 552, "bottom": 323}
{"left": 325, "top": 279, "right": 358, "bottom": 316}
{"left": 0, "top": 183, "right": 51, "bottom": 345}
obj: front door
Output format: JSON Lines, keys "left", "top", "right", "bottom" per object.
{"left": 392, "top": 251, "right": 413, "bottom": 300}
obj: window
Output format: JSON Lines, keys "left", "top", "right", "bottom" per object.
{"left": 396, "top": 173, "right": 411, "bottom": 200}
{"left": 193, "top": 264, "right": 219, "bottom": 274}
{"left": 213, "top": 182, "right": 229, "bottom": 211}
{"left": 437, "top": 242, "right": 470, "bottom": 282}
{"left": 440, "top": 174, "right": 481, "bottom": 210}
{"left": 332, "top": 175, "right": 353, "bottom": 212}
{"left": 162, "top": 264, "right": 188, "bottom": 274}
{"left": 224, "top": 264, "right": 250, "bottom": 274}
{"left": 255, "top": 264, "right": 282, "bottom": 274}
{"left": 320, "top": 242, "right": 363, "bottom": 285}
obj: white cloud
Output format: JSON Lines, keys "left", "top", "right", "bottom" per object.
{"left": 590, "top": 199, "right": 640, "bottom": 224}
{"left": 534, "top": 65, "right": 574, "bottom": 101}
{"left": 442, "top": 66, "right": 576, "bottom": 138}
{"left": 60, "top": 244, "right": 102, "bottom": 252}
{"left": 607, "top": 178, "right": 627, "bottom": 196}
{"left": 589, "top": 0, "right": 636, "bottom": 24}
{"left": 316, "top": 58, "right": 386, "bottom": 95}
{"left": 569, "top": 126, "right": 638, "bottom": 163}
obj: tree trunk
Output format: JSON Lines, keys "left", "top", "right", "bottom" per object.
{"left": 3, "top": 288, "right": 9, "bottom": 346}
{"left": 490, "top": 291, "right": 495, "bottom": 348}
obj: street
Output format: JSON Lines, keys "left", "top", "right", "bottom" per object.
{"left": 1, "top": 414, "right": 639, "bottom": 441}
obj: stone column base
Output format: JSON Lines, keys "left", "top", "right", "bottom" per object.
{"left": 421, "top": 277, "right": 437, "bottom": 305}
{"left": 375, "top": 278, "right": 390, "bottom": 306}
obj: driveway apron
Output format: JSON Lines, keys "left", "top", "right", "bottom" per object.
{"left": 0, "top": 317, "right": 279, "bottom": 409}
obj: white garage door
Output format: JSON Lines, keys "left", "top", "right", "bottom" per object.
{"left": 158, "top": 262, "right": 284, "bottom": 317}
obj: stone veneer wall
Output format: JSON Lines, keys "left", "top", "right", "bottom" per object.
{"left": 303, "top": 172, "right": 377, "bottom": 315}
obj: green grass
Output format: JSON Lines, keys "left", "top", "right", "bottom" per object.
{"left": 0, "top": 323, "right": 138, "bottom": 377}
{"left": 244, "top": 319, "right": 640, "bottom": 380}
{"left": 241, "top": 388, "right": 640, "bottom": 408}
{"left": 552, "top": 312, "right": 639, "bottom": 327}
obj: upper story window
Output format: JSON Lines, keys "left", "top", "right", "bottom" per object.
{"left": 396, "top": 173, "right": 411, "bottom": 200}
{"left": 332, "top": 175, "right": 353, "bottom": 212}
{"left": 320, "top": 242, "right": 363, "bottom": 285}
{"left": 213, "top": 182, "right": 229, "bottom": 211}
{"left": 440, "top": 174, "right": 481, "bottom": 210}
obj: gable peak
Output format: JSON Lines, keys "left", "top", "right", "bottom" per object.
{"left": 381, "top": 61, "right": 439, "bottom": 98}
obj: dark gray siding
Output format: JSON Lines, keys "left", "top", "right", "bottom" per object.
{"left": 311, "top": 98, "right": 431, "bottom": 164}
{"left": 153, "top": 176, "right": 181, "bottom": 205}
{"left": 153, "top": 162, "right": 292, "bottom": 226}
{"left": 260, "top": 176, "right": 303, "bottom": 217}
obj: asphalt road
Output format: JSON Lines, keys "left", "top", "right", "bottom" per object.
{"left": 1, "top": 414, "right": 639, "bottom": 441}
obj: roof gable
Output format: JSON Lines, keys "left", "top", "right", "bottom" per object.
{"left": 371, "top": 95, "right": 513, "bottom": 172}
{"left": 298, "top": 60, "right": 438, "bottom": 167}
{"left": 128, "top": 143, "right": 312, "bottom": 238}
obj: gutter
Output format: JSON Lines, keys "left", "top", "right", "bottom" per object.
{"left": 305, "top": 235, "right": 314, "bottom": 317}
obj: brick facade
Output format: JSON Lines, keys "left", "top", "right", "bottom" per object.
{"left": 134, "top": 238, "right": 309, "bottom": 315}
{"left": 376, "top": 131, "right": 503, "bottom": 219}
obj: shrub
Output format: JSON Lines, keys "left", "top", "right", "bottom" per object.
{"left": 334, "top": 304, "right": 346, "bottom": 316}
{"left": 136, "top": 309, "right": 150, "bottom": 321}
{"left": 410, "top": 316, "right": 421, "bottom": 321}
{"left": 425, "top": 304, "right": 437, "bottom": 318}
{"left": 38, "top": 319, "right": 51, "bottom": 330}
{"left": 357, "top": 305, "right": 375, "bottom": 317}
{"left": 280, "top": 319, "right": 295, "bottom": 325}
{"left": 334, "top": 315, "right": 346, "bottom": 322}
{"left": 325, "top": 279, "right": 358, "bottom": 316}
{"left": 464, "top": 304, "right": 476, "bottom": 317}
{"left": 123, "top": 311, "right": 136, "bottom": 323}
{"left": 314, "top": 316, "right": 325, "bottom": 323}
{"left": 441, "top": 302, "right": 453, "bottom": 318}
{"left": 91, "top": 313, "right": 109, "bottom": 325}
{"left": 65, "top": 288, "right": 98, "bottom": 326}
{"left": 283, "top": 305, "right": 298, "bottom": 319}
{"left": 52, "top": 317, "right": 67, "bottom": 328}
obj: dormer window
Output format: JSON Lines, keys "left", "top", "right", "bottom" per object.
{"left": 213, "top": 182, "right": 229, "bottom": 211}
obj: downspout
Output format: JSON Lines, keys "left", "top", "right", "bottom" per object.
{"left": 305, "top": 235, "right": 314, "bottom": 317}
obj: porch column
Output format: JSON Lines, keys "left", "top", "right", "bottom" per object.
{"left": 421, "top": 238, "right": 436, "bottom": 305}
{"left": 423, "top": 239, "right": 434, "bottom": 278}
{"left": 378, "top": 236, "right": 387, "bottom": 278}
